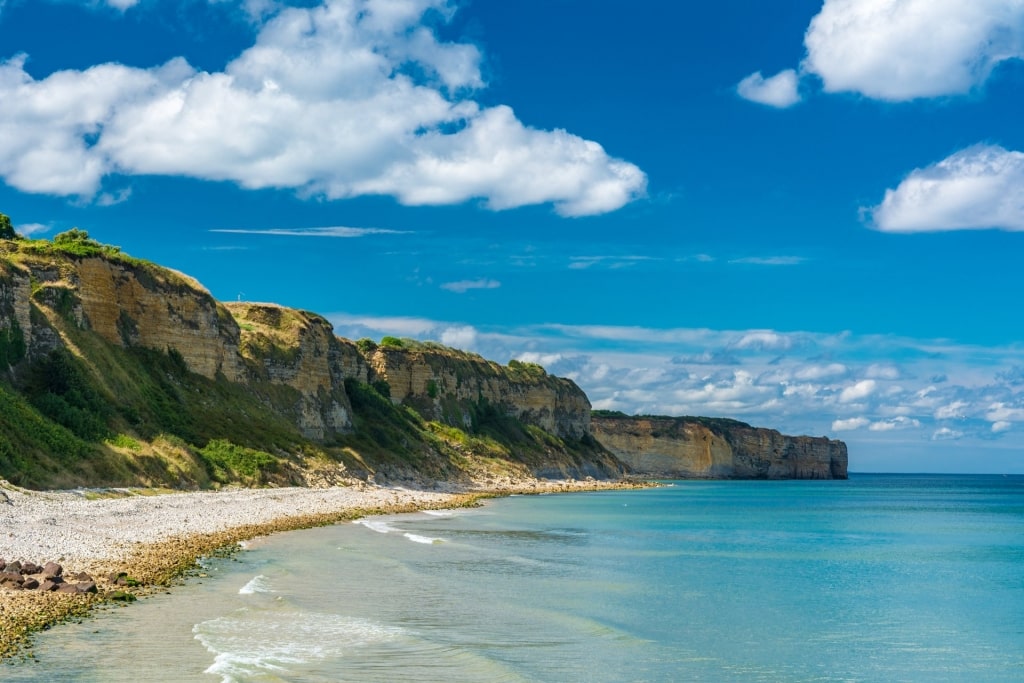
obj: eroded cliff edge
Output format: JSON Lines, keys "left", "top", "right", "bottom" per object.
{"left": 592, "top": 414, "right": 848, "bottom": 480}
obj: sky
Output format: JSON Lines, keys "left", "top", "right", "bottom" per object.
{"left": 1, "top": 0, "right": 1023, "bottom": 473}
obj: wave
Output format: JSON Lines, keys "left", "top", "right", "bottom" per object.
{"left": 422, "top": 509, "right": 456, "bottom": 517}
{"left": 194, "top": 610, "right": 405, "bottom": 682}
{"left": 354, "top": 519, "right": 399, "bottom": 534}
{"left": 238, "top": 574, "right": 272, "bottom": 595}
{"left": 404, "top": 533, "right": 444, "bottom": 545}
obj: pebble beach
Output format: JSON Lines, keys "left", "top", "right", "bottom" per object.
{"left": 0, "top": 478, "right": 637, "bottom": 659}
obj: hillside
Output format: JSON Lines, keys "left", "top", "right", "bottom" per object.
{"left": 0, "top": 230, "right": 621, "bottom": 489}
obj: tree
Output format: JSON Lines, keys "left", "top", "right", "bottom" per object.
{"left": 0, "top": 212, "right": 16, "bottom": 240}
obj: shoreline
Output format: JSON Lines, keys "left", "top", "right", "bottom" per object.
{"left": 1, "top": 478, "right": 645, "bottom": 660}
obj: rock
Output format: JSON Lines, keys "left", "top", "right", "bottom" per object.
{"left": 21, "top": 577, "right": 39, "bottom": 590}
{"left": 72, "top": 571, "right": 93, "bottom": 582}
{"left": 56, "top": 583, "right": 82, "bottom": 594}
{"left": 20, "top": 562, "right": 42, "bottom": 575}
{"left": 1, "top": 571, "right": 24, "bottom": 586}
{"left": 77, "top": 581, "right": 98, "bottom": 594}
{"left": 39, "top": 579, "right": 60, "bottom": 592}
{"left": 42, "top": 561, "right": 63, "bottom": 578}
{"left": 108, "top": 571, "right": 128, "bottom": 584}
{"left": 5, "top": 560, "right": 21, "bottom": 573}
{"left": 0, "top": 558, "right": 6, "bottom": 571}
{"left": 592, "top": 415, "right": 848, "bottom": 480}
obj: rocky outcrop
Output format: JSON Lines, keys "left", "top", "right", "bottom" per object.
{"left": 227, "top": 303, "right": 360, "bottom": 441}
{"left": 592, "top": 415, "right": 847, "bottom": 479}
{"left": 365, "top": 347, "right": 591, "bottom": 440}
{"left": 0, "top": 245, "right": 594, "bottom": 451}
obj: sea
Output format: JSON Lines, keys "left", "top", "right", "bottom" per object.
{"left": 5, "top": 473, "right": 1024, "bottom": 682}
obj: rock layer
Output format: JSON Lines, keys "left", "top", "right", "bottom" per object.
{"left": 592, "top": 415, "right": 848, "bottom": 479}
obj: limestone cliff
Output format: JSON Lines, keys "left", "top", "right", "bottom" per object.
{"left": 364, "top": 344, "right": 591, "bottom": 440}
{"left": 0, "top": 235, "right": 621, "bottom": 487}
{"left": 592, "top": 414, "right": 848, "bottom": 479}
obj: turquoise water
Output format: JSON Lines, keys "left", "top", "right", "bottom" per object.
{"left": 7, "top": 474, "right": 1024, "bottom": 681}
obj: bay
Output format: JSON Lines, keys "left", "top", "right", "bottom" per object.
{"left": 6, "top": 474, "right": 1024, "bottom": 682}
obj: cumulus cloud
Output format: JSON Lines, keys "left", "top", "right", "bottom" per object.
{"left": 0, "top": 1, "right": 646, "bottom": 215}
{"left": 832, "top": 417, "right": 870, "bottom": 431}
{"left": 439, "top": 325, "right": 478, "bottom": 350}
{"left": 870, "top": 145, "right": 1024, "bottom": 233}
{"left": 440, "top": 278, "right": 500, "bottom": 293}
{"left": 803, "top": 0, "right": 1024, "bottom": 100}
{"left": 741, "top": 1, "right": 1024, "bottom": 105}
{"left": 869, "top": 416, "right": 921, "bottom": 431}
{"left": 839, "top": 379, "right": 877, "bottom": 403}
{"left": 933, "top": 427, "right": 965, "bottom": 440}
{"left": 736, "top": 69, "right": 801, "bottom": 107}
{"left": 992, "top": 420, "right": 1012, "bottom": 433}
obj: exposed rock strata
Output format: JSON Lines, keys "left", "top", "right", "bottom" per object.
{"left": 592, "top": 415, "right": 848, "bottom": 479}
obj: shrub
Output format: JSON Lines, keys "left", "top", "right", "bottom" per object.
{"left": 380, "top": 336, "right": 404, "bottom": 348}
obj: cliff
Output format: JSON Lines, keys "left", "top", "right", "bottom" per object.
{"left": 592, "top": 414, "right": 848, "bottom": 480}
{"left": 0, "top": 230, "right": 847, "bottom": 489}
{"left": 0, "top": 232, "right": 619, "bottom": 489}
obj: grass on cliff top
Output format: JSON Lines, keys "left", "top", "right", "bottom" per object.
{"left": 592, "top": 409, "right": 753, "bottom": 431}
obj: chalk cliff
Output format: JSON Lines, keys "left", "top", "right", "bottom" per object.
{"left": 592, "top": 414, "right": 848, "bottom": 479}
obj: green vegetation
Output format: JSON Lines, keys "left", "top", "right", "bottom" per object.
{"left": 0, "top": 230, "right": 618, "bottom": 490}
{"left": 199, "top": 439, "right": 279, "bottom": 484}
{"left": 592, "top": 409, "right": 753, "bottom": 431}
{"left": 0, "top": 212, "right": 16, "bottom": 240}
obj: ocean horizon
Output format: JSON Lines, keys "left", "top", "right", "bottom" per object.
{"left": 7, "top": 473, "right": 1024, "bottom": 682}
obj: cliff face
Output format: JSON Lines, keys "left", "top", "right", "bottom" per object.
{"left": 592, "top": 415, "right": 848, "bottom": 480}
{"left": 0, "top": 242, "right": 618, "bottom": 487}
{"left": 365, "top": 347, "right": 591, "bottom": 440}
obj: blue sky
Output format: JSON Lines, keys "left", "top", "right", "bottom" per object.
{"left": 1, "top": 0, "right": 1023, "bottom": 473}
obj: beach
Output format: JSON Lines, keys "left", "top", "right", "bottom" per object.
{"left": 0, "top": 477, "right": 635, "bottom": 659}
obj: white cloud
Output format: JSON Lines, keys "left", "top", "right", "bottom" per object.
{"left": 839, "top": 379, "right": 877, "bottom": 403}
{"left": 985, "top": 402, "right": 1024, "bottom": 422}
{"left": 211, "top": 226, "right": 404, "bottom": 237}
{"left": 733, "top": 331, "right": 795, "bottom": 351}
{"left": 934, "top": 401, "right": 969, "bottom": 420}
{"left": 15, "top": 222, "right": 50, "bottom": 236}
{"left": 932, "top": 427, "right": 965, "bottom": 441}
{"left": 516, "top": 352, "right": 563, "bottom": 368}
{"left": 793, "top": 363, "right": 847, "bottom": 381}
{"left": 0, "top": 1, "right": 645, "bottom": 215}
{"left": 832, "top": 417, "right": 870, "bottom": 431}
{"left": 992, "top": 420, "right": 1013, "bottom": 433}
{"left": 870, "top": 145, "right": 1024, "bottom": 233}
{"left": 736, "top": 69, "right": 801, "bottom": 107}
{"left": 439, "top": 325, "right": 478, "bottom": 350}
{"left": 803, "top": 0, "right": 1024, "bottom": 101}
{"left": 440, "top": 278, "right": 500, "bottom": 294}
{"left": 869, "top": 416, "right": 920, "bottom": 431}
{"left": 729, "top": 255, "right": 806, "bottom": 266}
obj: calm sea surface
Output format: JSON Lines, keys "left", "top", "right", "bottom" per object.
{"left": 6, "top": 474, "right": 1024, "bottom": 682}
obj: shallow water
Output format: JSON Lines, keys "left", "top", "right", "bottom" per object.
{"left": 7, "top": 474, "right": 1024, "bottom": 682}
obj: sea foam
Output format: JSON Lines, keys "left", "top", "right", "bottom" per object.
{"left": 238, "top": 574, "right": 272, "bottom": 595}
{"left": 194, "top": 610, "right": 404, "bottom": 682}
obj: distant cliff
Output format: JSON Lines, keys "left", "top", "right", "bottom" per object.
{"left": 592, "top": 413, "right": 848, "bottom": 480}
